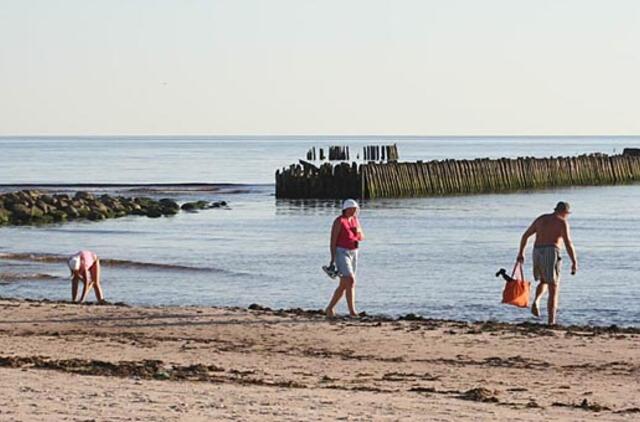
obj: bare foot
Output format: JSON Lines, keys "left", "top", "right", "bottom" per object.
{"left": 325, "top": 308, "right": 336, "bottom": 319}
{"left": 531, "top": 302, "right": 540, "bottom": 318}
{"left": 349, "top": 313, "right": 359, "bottom": 318}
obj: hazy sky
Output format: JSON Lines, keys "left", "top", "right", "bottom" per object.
{"left": 1, "top": 0, "right": 639, "bottom": 135}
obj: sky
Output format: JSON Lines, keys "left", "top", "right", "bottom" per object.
{"left": 1, "top": 0, "right": 639, "bottom": 136}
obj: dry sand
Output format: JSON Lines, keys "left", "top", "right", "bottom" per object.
{"left": 0, "top": 298, "right": 638, "bottom": 421}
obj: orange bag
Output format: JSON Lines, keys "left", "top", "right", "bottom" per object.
{"left": 501, "top": 262, "right": 531, "bottom": 308}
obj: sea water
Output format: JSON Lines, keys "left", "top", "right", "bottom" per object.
{"left": 1, "top": 136, "right": 639, "bottom": 326}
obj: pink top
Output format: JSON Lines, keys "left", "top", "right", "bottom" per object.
{"left": 77, "top": 250, "right": 97, "bottom": 272}
{"left": 336, "top": 216, "right": 362, "bottom": 250}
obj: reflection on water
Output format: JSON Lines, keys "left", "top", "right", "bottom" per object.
{"left": 275, "top": 199, "right": 343, "bottom": 215}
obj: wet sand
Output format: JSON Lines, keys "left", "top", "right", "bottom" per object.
{"left": 0, "top": 298, "right": 638, "bottom": 421}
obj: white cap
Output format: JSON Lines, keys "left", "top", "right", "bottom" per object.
{"left": 342, "top": 199, "right": 359, "bottom": 210}
{"left": 68, "top": 254, "right": 81, "bottom": 272}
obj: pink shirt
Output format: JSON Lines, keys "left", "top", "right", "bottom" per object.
{"left": 336, "top": 216, "right": 362, "bottom": 250}
{"left": 76, "top": 250, "right": 97, "bottom": 272}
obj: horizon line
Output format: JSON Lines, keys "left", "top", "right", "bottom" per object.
{"left": 1, "top": 134, "right": 640, "bottom": 139}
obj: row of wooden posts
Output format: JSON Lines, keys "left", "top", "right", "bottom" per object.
{"left": 305, "top": 146, "right": 351, "bottom": 161}
{"left": 304, "top": 144, "right": 399, "bottom": 162}
{"left": 362, "top": 144, "right": 399, "bottom": 162}
{"left": 276, "top": 150, "right": 640, "bottom": 199}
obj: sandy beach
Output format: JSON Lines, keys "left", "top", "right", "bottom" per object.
{"left": 0, "top": 298, "right": 637, "bottom": 421}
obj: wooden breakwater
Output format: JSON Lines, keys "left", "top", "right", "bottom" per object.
{"left": 276, "top": 162, "right": 361, "bottom": 199}
{"left": 276, "top": 149, "right": 640, "bottom": 199}
{"left": 305, "top": 144, "right": 399, "bottom": 162}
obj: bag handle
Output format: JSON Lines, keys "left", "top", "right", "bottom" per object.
{"left": 511, "top": 261, "right": 525, "bottom": 281}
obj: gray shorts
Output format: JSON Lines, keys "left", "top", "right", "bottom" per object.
{"left": 335, "top": 247, "right": 358, "bottom": 278}
{"left": 533, "top": 245, "right": 561, "bottom": 285}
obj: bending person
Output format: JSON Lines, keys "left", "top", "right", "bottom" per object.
{"left": 517, "top": 202, "right": 577, "bottom": 325}
{"left": 326, "top": 199, "right": 365, "bottom": 318}
{"left": 68, "top": 250, "right": 105, "bottom": 304}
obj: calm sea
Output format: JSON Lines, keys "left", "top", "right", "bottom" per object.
{"left": 1, "top": 136, "right": 639, "bottom": 326}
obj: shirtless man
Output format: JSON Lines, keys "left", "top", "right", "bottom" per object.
{"left": 517, "top": 202, "right": 578, "bottom": 325}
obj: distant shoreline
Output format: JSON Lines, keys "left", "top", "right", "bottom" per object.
{"left": 2, "top": 135, "right": 640, "bottom": 140}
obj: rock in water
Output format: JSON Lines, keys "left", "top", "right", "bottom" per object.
{"left": 30, "top": 206, "right": 45, "bottom": 219}
{"left": 0, "top": 208, "right": 11, "bottom": 225}
{"left": 145, "top": 207, "right": 163, "bottom": 218}
{"left": 180, "top": 202, "right": 198, "bottom": 211}
{"left": 74, "top": 191, "right": 96, "bottom": 201}
{"left": 159, "top": 198, "right": 179, "bottom": 215}
{"left": 10, "top": 204, "right": 32, "bottom": 223}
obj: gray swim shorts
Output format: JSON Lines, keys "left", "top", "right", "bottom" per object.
{"left": 335, "top": 247, "right": 358, "bottom": 278}
{"left": 533, "top": 245, "right": 561, "bottom": 285}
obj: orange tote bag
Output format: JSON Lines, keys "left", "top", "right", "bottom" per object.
{"left": 501, "top": 262, "right": 531, "bottom": 308}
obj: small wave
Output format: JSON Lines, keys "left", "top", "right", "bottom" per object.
{"left": 0, "top": 272, "right": 63, "bottom": 283}
{"left": 0, "top": 253, "right": 67, "bottom": 264}
{"left": 99, "top": 258, "right": 222, "bottom": 273}
{"left": 0, "top": 252, "right": 231, "bottom": 274}
{"left": 124, "top": 187, "right": 223, "bottom": 194}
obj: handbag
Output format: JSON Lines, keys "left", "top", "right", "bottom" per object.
{"left": 501, "top": 262, "right": 531, "bottom": 308}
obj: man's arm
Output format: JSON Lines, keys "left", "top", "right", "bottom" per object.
{"left": 517, "top": 219, "right": 538, "bottom": 262}
{"left": 562, "top": 220, "right": 578, "bottom": 274}
{"left": 330, "top": 218, "right": 341, "bottom": 264}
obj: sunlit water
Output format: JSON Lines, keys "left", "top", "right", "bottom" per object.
{"left": 1, "top": 137, "right": 639, "bottom": 326}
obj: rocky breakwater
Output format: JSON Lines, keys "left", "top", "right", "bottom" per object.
{"left": 0, "top": 190, "right": 224, "bottom": 226}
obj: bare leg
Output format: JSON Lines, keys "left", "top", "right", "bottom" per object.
{"left": 547, "top": 283, "right": 559, "bottom": 325}
{"left": 532, "top": 282, "right": 547, "bottom": 317}
{"left": 326, "top": 279, "right": 348, "bottom": 317}
{"left": 79, "top": 281, "right": 94, "bottom": 303}
{"left": 71, "top": 277, "right": 79, "bottom": 302}
{"left": 344, "top": 276, "right": 358, "bottom": 317}
{"left": 92, "top": 261, "right": 104, "bottom": 302}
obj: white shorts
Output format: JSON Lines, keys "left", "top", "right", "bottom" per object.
{"left": 335, "top": 247, "right": 358, "bottom": 278}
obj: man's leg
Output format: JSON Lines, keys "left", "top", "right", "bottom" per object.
{"left": 326, "top": 278, "right": 347, "bottom": 317}
{"left": 532, "top": 282, "right": 548, "bottom": 317}
{"left": 547, "top": 283, "right": 559, "bottom": 325}
{"left": 344, "top": 276, "right": 357, "bottom": 317}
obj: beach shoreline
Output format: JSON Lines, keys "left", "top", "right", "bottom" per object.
{"left": 1, "top": 297, "right": 638, "bottom": 421}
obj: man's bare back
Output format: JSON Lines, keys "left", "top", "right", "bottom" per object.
{"left": 517, "top": 208, "right": 576, "bottom": 270}
{"left": 531, "top": 213, "right": 569, "bottom": 248}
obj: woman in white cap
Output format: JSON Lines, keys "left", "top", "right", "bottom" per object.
{"left": 325, "top": 199, "right": 365, "bottom": 318}
{"left": 68, "top": 250, "right": 104, "bottom": 303}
